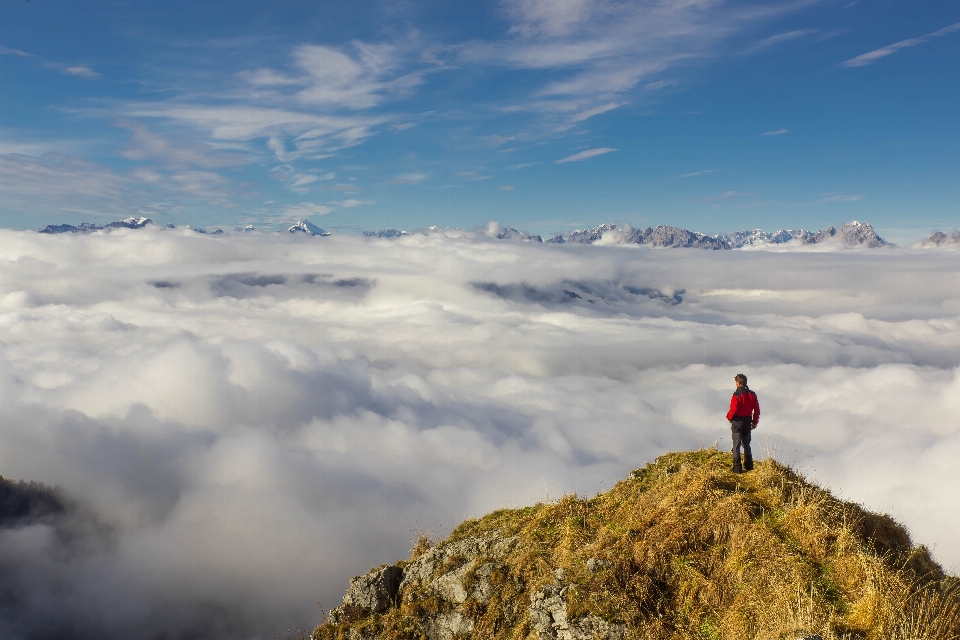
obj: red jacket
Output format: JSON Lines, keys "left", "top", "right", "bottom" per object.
{"left": 727, "top": 386, "right": 760, "bottom": 425}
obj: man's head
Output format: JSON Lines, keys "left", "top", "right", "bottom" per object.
{"left": 734, "top": 373, "right": 747, "bottom": 387}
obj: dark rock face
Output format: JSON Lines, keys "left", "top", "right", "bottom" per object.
{"left": 330, "top": 565, "right": 403, "bottom": 622}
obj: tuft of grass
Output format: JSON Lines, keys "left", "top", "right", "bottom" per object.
{"left": 311, "top": 448, "right": 960, "bottom": 640}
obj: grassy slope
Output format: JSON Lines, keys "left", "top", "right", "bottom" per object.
{"left": 312, "top": 449, "right": 959, "bottom": 640}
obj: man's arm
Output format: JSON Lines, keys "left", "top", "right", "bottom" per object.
{"left": 751, "top": 392, "right": 760, "bottom": 428}
{"left": 726, "top": 395, "right": 737, "bottom": 422}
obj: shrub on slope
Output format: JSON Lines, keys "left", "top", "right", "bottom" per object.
{"left": 310, "top": 449, "right": 959, "bottom": 640}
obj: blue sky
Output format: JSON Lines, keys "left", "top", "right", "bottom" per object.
{"left": 1, "top": 0, "right": 958, "bottom": 242}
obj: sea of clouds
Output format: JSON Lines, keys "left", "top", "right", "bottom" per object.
{"left": 1, "top": 226, "right": 958, "bottom": 639}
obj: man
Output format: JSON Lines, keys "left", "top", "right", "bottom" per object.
{"left": 726, "top": 373, "right": 759, "bottom": 473}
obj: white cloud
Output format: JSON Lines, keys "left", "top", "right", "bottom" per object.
{"left": 569, "top": 101, "right": 622, "bottom": 123}
{"left": 455, "top": 170, "right": 494, "bottom": 180}
{"left": 762, "top": 128, "right": 789, "bottom": 136}
{"left": 392, "top": 172, "right": 427, "bottom": 184}
{"left": 283, "top": 202, "right": 333, "bottom": 217}
{"left": 478, "top": 134, "right": 516, "bottom": 147}
{"left": 337, "top": 199, "right": 372, "bottom": 207}
{"left": 498, "top": 185, "right": 515, "bottom": 191}
{"left": 673, "top": 169, "right": 713, "bottom": 179}
{"left": 843, "top": 21, "right": 960, "bottom": 68}
{"left": 555, "top": 147, "right": 617, "bottom": 163}
{"left": 60, "top": 64, "right": 100, "bottom": 78}
{"left": 819, "top": 194, "right": 862, "bottom": 203}
{"left": 743, "top": 29, "right": 818, "bottom": 54}
{"left": 642, "top": 79, "right": 675, "bottom": 91}
{"left": 0, "top": 229, "right": 957, "bottom": 638}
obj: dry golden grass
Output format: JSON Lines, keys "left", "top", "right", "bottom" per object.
{"left": 312, "top": 448, "right": 959, "bottom": 640}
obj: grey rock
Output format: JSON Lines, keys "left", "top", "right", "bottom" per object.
{"left": 329, "top": 564, "right": 403, "bottom": 622}
{"left": 530, "top": 579, "right": 626, "bottom": 640}
{"left": 401, "top": 534, "right": 517, "bottom": 605}
{"left": 585, "top": 558, "right": 611, "bottom": 572}
{"left": 422, "top": 611, "right": 475, "bottom": 640}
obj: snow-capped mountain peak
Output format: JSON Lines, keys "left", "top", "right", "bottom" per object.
{"left": 287, "top": 219, "right": 329, "bottom": 236}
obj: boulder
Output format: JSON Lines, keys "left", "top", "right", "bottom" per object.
{"left": 329, "top": 564, "right": 403, "bottom": 623}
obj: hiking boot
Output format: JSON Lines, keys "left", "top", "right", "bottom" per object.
{"left": 732, "top": 467, "right": 744, "bottom": 474}
{"left": 744, "top": 456, "right": 754, "bottom": 471}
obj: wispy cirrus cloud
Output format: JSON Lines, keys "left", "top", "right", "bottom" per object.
{"left": 843, "top": 22, "right": 960, "bottom": 68}
{"left": 555, "top": 147, "right": 617, "bottom": 163}
{"left": 456, "top": 170, "right": 494, "bottom": 180}
{"left": 1, "top": 44, "right": 100, "bottom": 78}
{"left": 569, "top": 101, "right": 622, "bottom": 123}
{"left": 762, "top": 128, "right": 789, "bottom": 136}
{"left": 456, "top": 0, "right": 831, "bottom": 134}
{"left": 672, "top": 169, "right": 713, "bottom": 179}
{"left": 819, "top": 193, "right": 861, "bottom": 203}
{"left": 743, "top": 29, "right": 818, "bottom": 54}
{"left": 392, "top": 172, "right": 428, "bottom": 184}
{"left": 478, "top": 134, "right": 516, "bottom": 147}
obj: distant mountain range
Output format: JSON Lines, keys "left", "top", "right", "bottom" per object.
{"left": 33, "top": 217, "right": 957, "bottom": 249}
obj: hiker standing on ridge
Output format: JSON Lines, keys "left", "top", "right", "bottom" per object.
{"left": 727, "top": 373, "right": 760, "bottom": 473}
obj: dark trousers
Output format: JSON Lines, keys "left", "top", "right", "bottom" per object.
{"left": 731, "top": 422, "right": 753, "bottom": 471}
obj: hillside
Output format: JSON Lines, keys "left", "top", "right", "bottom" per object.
{"left": 309, "top": 449, "right": 958, "bottom": 640}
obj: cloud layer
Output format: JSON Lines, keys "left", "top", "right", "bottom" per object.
{"left": 1, "top": 228, "right": 958, "bottom": 638}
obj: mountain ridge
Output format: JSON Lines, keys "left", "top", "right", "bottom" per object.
{"left": 31, "top": 218, "right": 958, "bottom": 249}
{"left": 309, "top": 449, "right": 958, "bottom": 640}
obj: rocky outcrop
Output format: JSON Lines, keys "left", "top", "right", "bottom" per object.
{"left": 322, "top": 534, "right": 520, "bottom": 640}
{"left": 529, "top": 569, "right": 627, "bottom": 640}
{"left": 328, "top": 565, "right": 402, "bottom": 623}
{"left": 400, "top": 534, "right": 517, "bottom": 606}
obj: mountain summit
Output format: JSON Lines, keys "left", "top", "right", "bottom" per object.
{"left": 310, "top": 449, "right": 957, "bottom": 640}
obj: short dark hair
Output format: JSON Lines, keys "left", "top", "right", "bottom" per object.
{"left": 734, "top": 373, "right": 747, "bottom": 386}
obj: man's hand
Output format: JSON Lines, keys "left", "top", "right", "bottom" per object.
{"left": 751, "top": 424, "right": 757, "bottom": 430}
